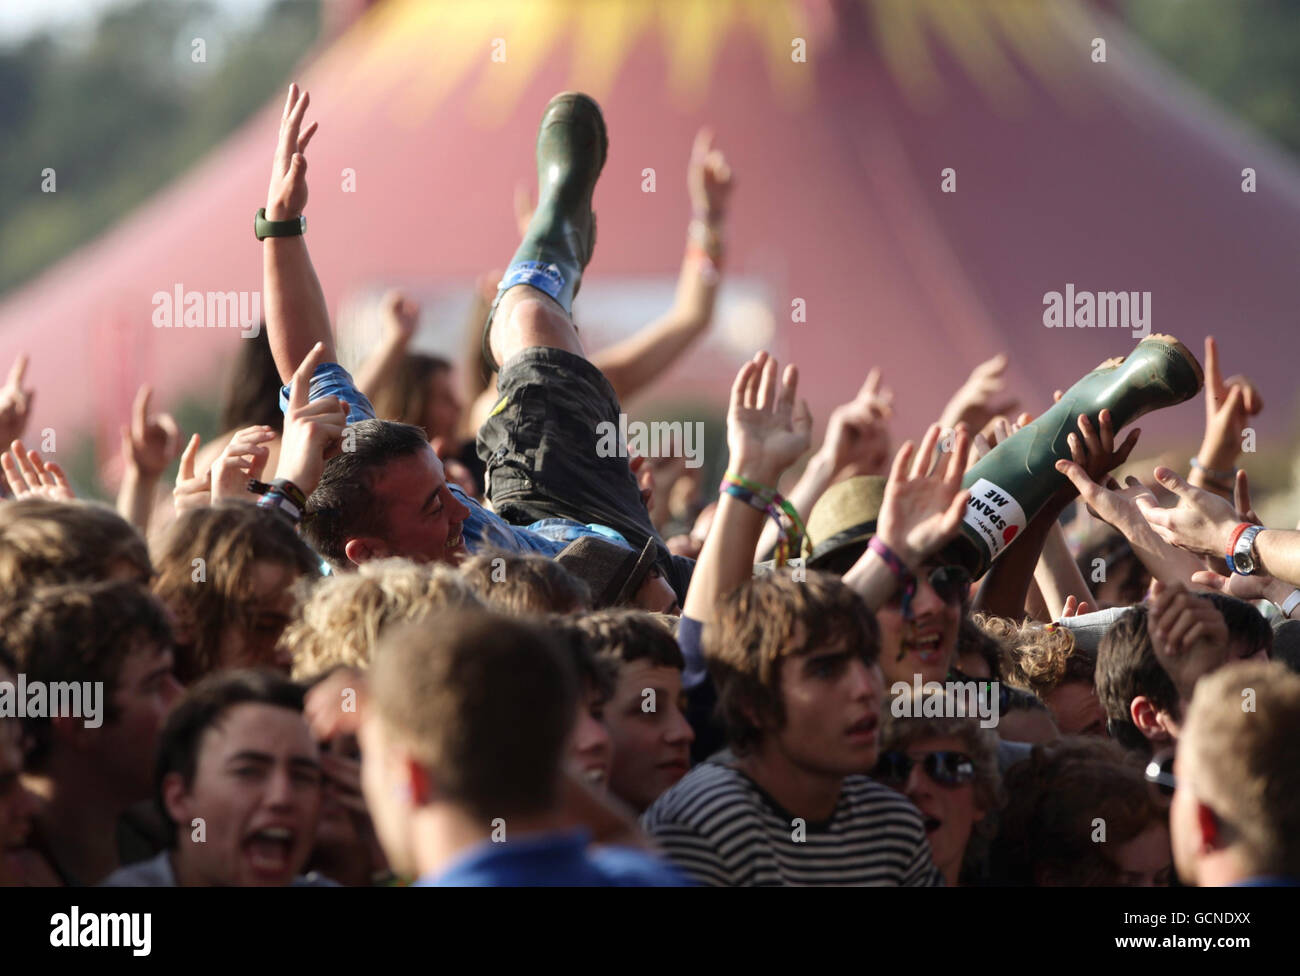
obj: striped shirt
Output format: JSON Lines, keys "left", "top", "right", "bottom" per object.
{"left": 641, "top": 760, "right": 945, "bottom": 886}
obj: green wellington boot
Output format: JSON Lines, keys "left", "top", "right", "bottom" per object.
{"left": 481, "top": 92, "right": 609, "bottom": 373}
{"left": 943, "top": 333, "right": 1204, "bottom": 578}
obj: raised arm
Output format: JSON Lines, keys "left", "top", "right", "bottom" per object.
{"left": 681, "top": 351, "right": 811, "bottom": 624}
{"left": 755, "top": 368, "right": 892, "bottom": 559}
{"left": 1186, "top": 336, "right": 1261, "bottom": 502}
{"left": 263, "top": 83, "right": 332, "bottom": 383}
{"left": 1138, "top": 467, "right": 1300, "bottom": 588}
{"left": 591, "top": 128, "right": 733, "bottom": 403}
{"left": 355, "top": 291, "right": 420, "bottom": 406}
{"left": 116, "top": 384, "right": 182, "bottom": 533}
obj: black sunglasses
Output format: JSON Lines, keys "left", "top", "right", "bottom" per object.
{"left": 887, "top": 565, "right": 971, "bottom": 616}
{"left": 873, "top": 750, "right": 976, "bottom": 787}
{"left": 1144, "top": 752, "right": 1177, "bottom": 797}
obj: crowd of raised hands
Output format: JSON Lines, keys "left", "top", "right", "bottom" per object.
{"left": 6, "top": 79, "right": 1300, "bottom": 893}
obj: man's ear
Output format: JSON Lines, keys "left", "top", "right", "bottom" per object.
{"left": 160, "top": 771, "right": 191, "bottom": 834}
{"left": 344, "top": 537, "right": 386, "bottom": 566}
{"left": 1130, "top": 696, "right": 1172, "bottom": 743}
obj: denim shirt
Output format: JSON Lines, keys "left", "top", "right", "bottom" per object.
{"left": 281, "top": 362, "right": 628, "bottom": 556}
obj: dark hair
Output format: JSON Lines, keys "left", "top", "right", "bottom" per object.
{"left": 155, "top": 669, "right": 306, "bottom": 847}
{"left": 300, "top": 419, "right": 431, "bottom": 568}
{"left": 1204, "top": 592, "right": 1272, "bottom": 658}
{"left": 1, "top": 581, "right": 173, "bottom": 770}
{"left": 705, "top": 571, "right": 880, "bottom": 755}
{"left": 459, "top": 550, "right": 592, "bottom": 614}
{"left": 1096, "top": 606, "right": 1177, "bottom": 752}
{"left": 219, "top": 327, "right": 285, "bottom": 432}
{"left": 990, "top": 736, "right": 1164, "bottom": 885}
{"left": 548, "top": 618, "right": 616, "bottom": 702}
{"left": 575, "top": 609, "right": 685, "bottom": 670}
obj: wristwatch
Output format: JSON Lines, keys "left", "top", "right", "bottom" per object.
{"left": 254, "top": 207, "right": 306, "bottom": 240}
{"left": 1230, "top": 525, "right": 1264, "bottom": 575}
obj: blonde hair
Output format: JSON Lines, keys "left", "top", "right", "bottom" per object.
{"left": 283, "top": 557, "right": 482, "bottom": 679}
{"left": 1182, "top": 661, "right": 1300, "bottom": 876}
{"left": 974, "top": 614, "right": 1094, "bottom": 700}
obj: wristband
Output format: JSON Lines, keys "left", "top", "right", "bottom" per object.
{"left": 271, "top": 478, "right": 308, "bottom": 509}
{"left": 1279, "top": 589, "right": 1300, "bottom": 619}
{"left": 1190, "top": 456, "right": 1237, "bottom": 483}
{"left": 720, "top": 482, "right": 768, "bottom": 514}
{"left": 868, "top": 537, "right": 907, "bottom": 580}
{"left": 256, "top": 490, "right": 302, "bottom": 525}
{"left": 869, "top": 538, "right": 917, "bottom": 623}
{"left": 254, "top": 207, "right": 306, "bottom": 241}
{"left": 1226, "top": 522, "right": 1253, "bottom": 574}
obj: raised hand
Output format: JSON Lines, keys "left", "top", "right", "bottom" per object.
{"left": 939, "top": 353, "right": 1020, "bottom": 435}
{"left": 211, "top": 425, "right": 277, "bottom": 503}
{"left": 120, "top": 384, "right": 182, "bottom": 480}
{"left": 265, "top": 83, "right": 318, "bottom": 221}
{"left": 173, "top": 434, "right": 212, "bottom": 513}
{"left": 0, "top": 355, "right": 34, "bottom": 448}
{"left": 1064, "top": 408, "right": 1140, "bottom": 490}
{"left": 726, "top": 351, "right": 812, "bottom": 487}
{"left": 688, "top": 127, "right": 733, "bottom": 219}
{"left": 1, "top": 440, "right": 73, "bottom": 501}
{"left": 1195, "top": 336, "right": 1262, "bottom": 481}
{"left": 380, "top": 290, "right": 420, "bottom": 342}
{"left": 1147, "top": 578, "right": 1229, "bottom": 702}
{"left": 274, "top": 342, "right": 349, "bottom": 497}
{"left": 1135, "top": 466, "right": 1243, "bottom": 558}
{"left": 819, "top": 368, "right": 893, "bottom": 481}
{"left": 876, "top": 423, "right": 970, "bottom": 568}
{"left": 1060, "top": 594, "right": 1093, "bottom": 618}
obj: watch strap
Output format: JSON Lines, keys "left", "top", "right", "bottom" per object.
{"left": 1280, "top": 589, "right": 1300, "bottom": 618}
{"left": 254, "top": 207, "right": 306, "bottom": 240}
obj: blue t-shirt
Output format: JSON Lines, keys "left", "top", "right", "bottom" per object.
{"left": 415, "top": 829, "right": 688, "bottom": 887}
{"left": 282, "top": 362, "right": 627, "bottom": 556}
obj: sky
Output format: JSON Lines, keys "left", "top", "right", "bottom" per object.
{"left": 0, "top": 0, "right": 278, "bottom": 42}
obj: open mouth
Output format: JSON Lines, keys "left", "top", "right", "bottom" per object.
{"left": 243, "top": 826, "right": 295, "bottom": 876}
{"left": 582, "top": 766, "right": 607, "bottom": 786}
{"left": 656, "top": 759, "right": 689, "bottom": 777}
{"left": 847, "top": 715, "right": 878, "bottom": 739}
{"left": 922, "top": 816, "right": 942, "bottom": 834}
{"left": 445, "top": 528, "right": 464, "bottom": 551}
{"left": 903, "top": 632, "right": 943, "bottom": 664}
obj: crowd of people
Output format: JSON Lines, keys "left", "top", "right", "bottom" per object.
{"left": 1, "top": 84, "right": 1298, "bottom": 887}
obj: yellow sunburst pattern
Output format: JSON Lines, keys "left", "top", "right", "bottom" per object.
{"left": 309, "top": 0, "right": 1095, "bottom": 127}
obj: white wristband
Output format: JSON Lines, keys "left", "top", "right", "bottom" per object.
{"left": 1280, "top": 589, "right": 1300, "bottom": 619}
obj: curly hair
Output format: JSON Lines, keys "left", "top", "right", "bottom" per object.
{"left": 282, "top": 557, "right": 482, "bottom": 680}
{"left": 976, "top": 614, "right": 1096, "bottom": 700}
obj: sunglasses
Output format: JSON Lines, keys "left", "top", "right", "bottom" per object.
{"left": 873, "top": 750, "right": 976, "bottom": 788}
{"left": 1144, "top": 752, "right": 1178, "bottom": 797}
{"left": 888, "top": 565, "right": 971, "bottom": 616}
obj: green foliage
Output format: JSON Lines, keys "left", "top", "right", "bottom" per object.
{"left": 0, "top": 0, "right": 322, "bottom": 297}
{"left": 1125, "top": 0, "right": 1300, "bottom": 156}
